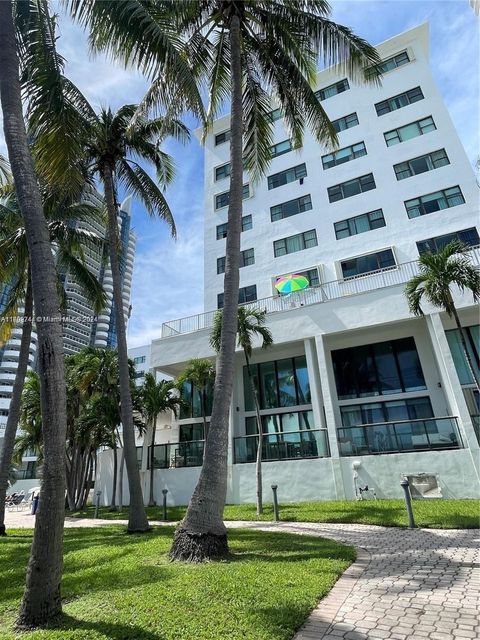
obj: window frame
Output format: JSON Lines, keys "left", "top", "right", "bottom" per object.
{"left": 416, "top": 228, "right": 479, "bottom": 255}
{"left": 327, "top": 173, "right": 376, "bottom": 203}
{"left": 334, "top": 209, "right": 386, "bottom": 240}
{"left": 332, "top": 112, "right": 359, "bottom": 133}
{"left": 384, "top": 116, "right": 436, "bottom": 147}
{"left": 271, "top": 139, "right": 293, "bottom": 158}
{"left": 375, "top": 86, "right": 424, "bottom": 116}
{"left": 214, "top": 129, "right": 231, "bottom": 146}
{"left": 270, "top": 195, "right": 313, "bottom": 222}
{"left": 216, "top": 215, "right": 253, "bottom": 240}
{"left": 340, "top": 247, "right": 397, "bottom": 279}
{"left": 267, "top": 163, "right": 307, "bottom": 190}
{"left": 322, "top": 141, "right": 367, "bottom": 170}
{"left": 404, "top": 186, "right": 465, "bottom": 219}
{"left": 215, "top": 183, "right": 250, "bottom": 210}
{"left": 273, "top": 229, "right": 318, "bottom": 258}
{"left": 315, "top": 78, "right": 350, "bottom": 101}
{"left": 217, "top": 284, "right": 257, "bottom": 309}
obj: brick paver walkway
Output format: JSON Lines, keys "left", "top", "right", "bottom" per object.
{"left": 5, "top": 512, "right": 479, "bottom": 640}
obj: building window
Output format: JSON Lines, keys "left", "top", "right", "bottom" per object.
{"left": 274, "top": 229, "right": 318, "bottom": 257}
{"left": 215, "top": 130, "right": 230, "bottom": 146}
{"left": 322, "top": 141, "right": 367, "bottom": 170}
{"left": 377, "top": 50, "right": 410, "bottom": 74}
{"left": 375, "top": 86, "right": 424, "bottom": 116}
{"left": 417, "top": 228, "right": 479, "bottom": 255}
{"left": 268, "top": 108, "right": 282, "bottom": 122}
{"left": 340, "top": 248, "right": 396, "bottom": 279}
{"left": 271, "top": 139, "right": 293, "bottom": 158}
{"left": 405, "top": 186, "right": 465, "bottom": 219}
{"left": 340, "top": 397, "right": 433, "bottom": 427}
{"left": 215, "top": 163, "right": 231, "bottom": 181}
{"left": 217, "top": 284, "right": 257, "bottom": 309}
{"left": 315, "top": 78, "right": 350, "bottom": 101}
{"left": 179, "top": 381, "right": 214, "bottom": 420}
{"left": 332, "top": 112, "right": 359, "bottom": 133}
{"left": 270, "top": 195, "right": 312, "bottom": 222}
{"left": 335, "top": 209, "right": 385, "bottom": 239}
{"left": 332, "top": 337, "right": 427, "bottom": 400}
{"left": 243, "top": 355, "right": 311, "bottom": 411}
{"left": 215, "top": 184, "right": 250, "bottom": 209}
{"left": 133, "top": 356, "right": 146, "bottom": 364}
{"left": 327, "top": 173, "right": 376, "bottom": 203}
{"left": 445, "top": 325, "right": 480, "bottom": 386}
{"left": 394, "top": 149, "right": 449, "bottom": 180}
{"left": 275, "top": 268, "right": 320, "bottom": 292}
{"left": 216, "top": 215, "right": 252, "bottom": 240}
{"left": 267, "top": 163, "right": 307, "bottom": 190}
{"left": 384, "top": 116, "right": 436, "bottom": 147}
{"left": 217, "top": 248, "right": 255, "bottom": 274}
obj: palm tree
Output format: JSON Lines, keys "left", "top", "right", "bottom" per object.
{"left": 164, "top": 1, "right": 381, "bottom": 561}
{"left": 176, "top": 359, "right": 216, "bottom": 443}
{"left": 141, "top": 374, "right": 182, "bottom": 506}
{"left": 405, "top": 241, "right": 480, "bottom": 391}
{"left": 13, "top": 372, "right": 43, "bottom": 465}
{"left": 0, "top": 183, "right": 106, "bottom": 534}
{"left": 211, "top": 307, "right": 273, "bottom": 515}
{"left": 0, "top": 1, "right": 79, "bottom": 623}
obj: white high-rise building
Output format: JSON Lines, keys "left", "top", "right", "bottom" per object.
{"left": 97, "top": 23, "right": 480, "bottom": 506}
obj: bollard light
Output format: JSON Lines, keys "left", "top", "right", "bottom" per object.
{"left": 162, "top": 489, "right": 168, "bottom": 521}
{"left": 271, "top": 484, "right": 279, "bottom": 522}
{"left": 94, "top": 490, "right": 102, "bottom": 519}
{"left": 400, "top": 478, "right": 416, "bottom": 529}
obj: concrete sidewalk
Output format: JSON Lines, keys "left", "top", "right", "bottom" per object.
{"left": 4, "top": 511, "right": 479, "bottom": 640}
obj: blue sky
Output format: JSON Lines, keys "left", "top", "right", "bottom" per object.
{"left": 0, "top": 1, "right": 478, "bottom": 347}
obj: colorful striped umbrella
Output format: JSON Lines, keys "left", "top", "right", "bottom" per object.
{"left": 275, "top": 273, "right": 309, "bottom": 294}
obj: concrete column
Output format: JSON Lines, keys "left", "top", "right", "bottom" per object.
{"left": 314, "top": 334, "right": 346, "bottom": 499}
{"left": 304, "top": 337, "right": 325, "bottom": 430}
{"left": 426, "top": 313, "right": 480, "bottom": 482}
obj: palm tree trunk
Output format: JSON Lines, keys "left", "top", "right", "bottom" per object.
{"left": 0, "top": 3, "right": 68, "bottom": 626}
{"left": 101, "top": 164, "right": 149, "bottom": 531}
{"left": 148, "top": 421, "right": 157, "bottom": 506}
{"left": 450, "top": 302, "right": 480, "bottom": 392}
{"left": 170, "top": 14, "right": 243, "bottom": 561}
{"left": 0, "top": 272, "right": 33, "bottom": 535}
{"left": 110, "top": 441, "right": 118, "bottom": 510}
{"left": 244, "top": 352, "right": 263, "bottom": 516}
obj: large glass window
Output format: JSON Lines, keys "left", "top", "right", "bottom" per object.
{"left": 394, "top": 149, "right": 449, "bottom": 180}
{"left": 335, "top": 209, "right": 385, "bottom": 239}
{"left": 270, "top": 195, "right": 312, "bottom": 221}
{"left": 417, "top": 228, "right": 479, "bottom": 255}
{"left": 332, "top": 112, "right": 359, "bottom": 133}
{"left": 315, "top": 79, "right": 350, "bottom": 101}
{"left": 271, "top": 139, "right": 293, "bottom": 158}
{"left": 273, "top": 229, "right": 317, "bottom": 257}
{"left": 179, "top": 423, "right": 205, "bottom": 441}
{"left": 327, "top": 173, "right": 376, "bottom": 203}
{"left": 217, "top": 284, "right": 257, "bottom": 309}
{"left": 384, "top": 116, "right": 436, "bottom": 146}
{"left": 244, "top": 355, "right": 311, "bottom": 411}
{"left": 332, "top": 337, "right": 427, "bottom": 400}
{"left": 405, "top": 186, "right": 465, "bottom": 219}
{"left": 267, "top": 163, "right": 307, "bottom": 190}
{"left": 322, "top": 142, "right": 367, "bottom": 169}
{"left": 215, "top": 163, "right": 231, "bottom": 181}
{"left": 340, "top": 249, "right": 396, "bottom": 279}
{"left": 375, "top": 86, "right": 424, "bottom": 116}
{"left": 446, "top": 325, "right": 480, "bottom": 386}
{"left": 215, "top": 184, "right": 250, "bottom": 209}
{"left": 179, "top": 380, "right": 214, "bottom": 420}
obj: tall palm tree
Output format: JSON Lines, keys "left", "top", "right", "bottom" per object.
{"left": 141, "top": 374, "right": 182, "bottom": 506}
{"left": 405, "top": 241, "right": 480, "bottom": 391}
{"left": 211, "top": 306, "right": 273, "bottom": 515}
{"left": 176, "top": 359, "right": 216, "bottom": 443}
{"left": 0, "top": 0, "right": 79, "bottom": 624}
{"left": 166, "top": 1, "right": 380, "bottom": 561}
{"left": 0, "top": 183, "right": 106, "bottom": 534}
{"left": 13, "top": 372, "right": 43, "bottom": 465}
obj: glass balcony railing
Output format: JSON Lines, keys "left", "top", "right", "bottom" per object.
{"left": 337, "top": 416, "right": 462, "bottom": 457}
{"left": 233, "top": 429, "right": 330, "bottom": 464}
{"left": 147, "top": 440, "right": 205, "bottom": 469}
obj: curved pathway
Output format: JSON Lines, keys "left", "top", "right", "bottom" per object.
{"left": 5, "top": 512, "right": 480, "bottom": 639}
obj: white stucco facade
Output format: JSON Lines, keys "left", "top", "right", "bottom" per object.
{"left": 95, "top": 23, "right": 480, "bottom": 506}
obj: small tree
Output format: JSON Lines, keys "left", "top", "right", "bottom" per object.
{"left": 141, "top": 375, "right": 182, "bottom": 506}
{"left": 211, "top": 307, "right": 273, "bottom": 515}
{"left": 176, "top": 359, "right": 216, "bottom": 443}
{"left": 405, "top": 240, "right": 480, "bottom": 391}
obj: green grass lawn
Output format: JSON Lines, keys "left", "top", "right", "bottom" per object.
{"left": 0, "top": 527, "right": 354, "bottom": 640}
{"left": 70, "top": 499, "right": 480, "bottom": 529}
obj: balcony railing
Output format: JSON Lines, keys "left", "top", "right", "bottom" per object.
{"left": 147, "top": 440, "right": 205, "bottom": 469}
{"left": 337, "top": 416, "right": 462, "bottom": 457}
{"left": 233, "top": 429, "right": 330, "bottom": 464}
{"left": 161, "top": 247, "right": 480, "bottom": 338}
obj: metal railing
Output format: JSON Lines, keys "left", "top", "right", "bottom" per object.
{"left": 233, "top": 428, "right": 330, "bottom": 464}
{"left": 147, "top": 440, "right": 205, "bottom": 469}
{"left": 337, "top": 416, "right": 462, "bottom": 457}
